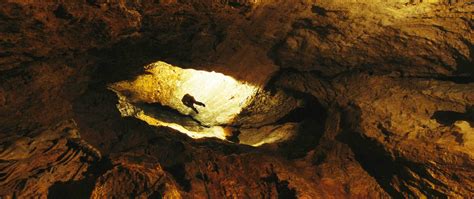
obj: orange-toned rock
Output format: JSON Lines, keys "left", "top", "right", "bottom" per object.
{"left": 0, "top": 0, "right": 472, "bottom": 198}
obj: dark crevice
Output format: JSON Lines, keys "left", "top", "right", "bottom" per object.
{"left": 276, "top": 91, "right": 327, "bottom": 159}
{"left": 399, "top": 74, "right": 474, "bottom": 84}
{"left": 431, "top": 109, "right": 474, "bottom": 126}
{"left": 455, "top": 38, "right": 474, "bottom": 74}
{"left": 336, "top": 105, "right": 405, "bottom": 197}
{"left": 191, "top": 140, "right": 251, "bottom": 155}
{"left": 225, "top": 129, "right": 241, "bottom": 143}
{"left": 311, "top": 5, "right": 328, "bottom": 16}
{"left": 261, "top": 68, "right": 328, "bottom": 159}
{"left": 276, "top": 91, "right": 326, "bottom": 124}
{"left": 261, "top": 165, "right": 297, "bottom": 199}
{"left": 53, "top": 5, "right": 74, "bottom": 20}
{"left": 48, "top": 157, "right": 113, "bottom": 199}
{"left": 164, "top": 163, "right": 191, "bottom": 192}
{"left": 340, "top": 132, "right": 409, "bottom": 197}
{"left": 228, "top": 2, "right": 246, "bottom": 8}
{"left": 338, "top": 106, "right": 451, "bottom": 198}
{"left": 149, "top": 183, "right": 166, "bottom": 199}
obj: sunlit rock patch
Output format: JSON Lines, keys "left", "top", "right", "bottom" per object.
{"left": 239, "top": 123, "right": 300, "bottom": 146}
{"left": 109, "top": 61, "right": 301, "bottom": 146}
{"left": 109, "top": 61, "right": 258, "bottom": 126}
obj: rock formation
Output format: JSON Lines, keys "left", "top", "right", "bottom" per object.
{"left": 0, "top": 0, "right": 472, "bottom": 198}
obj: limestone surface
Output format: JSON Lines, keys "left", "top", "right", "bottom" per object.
{"left": 0, "top": 0, "right": 472, "bottom": 198}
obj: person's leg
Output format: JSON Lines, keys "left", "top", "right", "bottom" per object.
{"left": 191, "top": 106, "right": 199, "bottom": 114}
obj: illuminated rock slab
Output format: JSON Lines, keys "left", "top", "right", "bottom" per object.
{"left": 110, "top": 61, "right": 258, "bottom": 126}
{"left": 109, "top": 61, "right": 299, "bottom": 145}
{"left": 239, "top": 123, "right": 299, "bottom": 146}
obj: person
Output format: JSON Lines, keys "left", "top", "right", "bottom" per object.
{"left": 181, "top": 94, "right": 206, "bottom": 114}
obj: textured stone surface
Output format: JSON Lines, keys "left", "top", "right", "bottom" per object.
{"left": 91, "top": 154, "right": 181, "bottom": 198}
{"left": 0, "top": 0, "right": 472, "bottom": 198}
{"left": 0, "top": 120, "right": 99, "bottom": 198}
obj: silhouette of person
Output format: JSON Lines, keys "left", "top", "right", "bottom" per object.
{"left": 181, "top": 94, "right": 206, "bottom": 114}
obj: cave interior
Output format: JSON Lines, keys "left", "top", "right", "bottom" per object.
{"left": 0, "top": 0, "right": 473, "bottom": 198}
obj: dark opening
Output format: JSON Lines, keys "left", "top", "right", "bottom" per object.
{"left": 431, "top": 110, "right": 473, "bottom": 126}
{"left": 261, "top": 165, "right": 297, "bottom": 199}
{"left": 164, "top": 163, "right": 191, "bottom": 192}
{"left": 276, "top": 91, "right": 327, "bottom": 159}
{"left": 53, "top": 5, "right": 73, "bottom": 20}
{"left": 48, "top": 157, "right": 113, "bottom": 199}
{"left": 311, "top": 5, "right": 328, "bottom": 16}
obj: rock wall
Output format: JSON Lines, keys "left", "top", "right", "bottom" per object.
{"left": 0, "top": 0, "right": 472, "bottom": 198}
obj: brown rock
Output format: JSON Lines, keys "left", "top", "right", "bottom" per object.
{"left": 0, "top": 0, "right": 472, "bottom": 198}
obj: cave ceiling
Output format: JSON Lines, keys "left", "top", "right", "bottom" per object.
{"left": 0, "top": 0, "right": 473, "bottom": 198}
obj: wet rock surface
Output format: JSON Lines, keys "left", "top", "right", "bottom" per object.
{"left": 0, "top": 0, "right": 473, "bottom": 198}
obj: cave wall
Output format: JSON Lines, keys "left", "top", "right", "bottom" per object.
{"left": 0, "top": 0, "right": 473, "bottom": 198}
